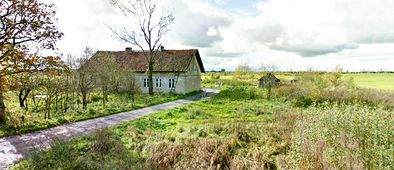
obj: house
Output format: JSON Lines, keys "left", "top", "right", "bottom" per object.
{"left": 93, "top": 47, "right": 205, "bottom": 94}
{"left": 259, "top": 73, "right": 280, "bottom": 88}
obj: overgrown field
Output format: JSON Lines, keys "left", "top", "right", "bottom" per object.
{"left": 13, "top": 75, "right": 394, "bottom": 169}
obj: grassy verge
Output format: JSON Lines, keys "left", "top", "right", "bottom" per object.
{"left": 0, "top": 91, "right": 201, "bottom": 138}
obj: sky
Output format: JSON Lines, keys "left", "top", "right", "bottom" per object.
{"left": 47, "top": 0, "right": 394, "bottom": 71}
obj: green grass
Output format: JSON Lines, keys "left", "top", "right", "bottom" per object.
{"left": 12, "top": 85, "right": 394, "bottom": 169}
{"left": 13, "top": 89, "right": 297, "bottom": 169}
{"left": 342, "top": 73, "right": 394, "bottom": 91}
{"left": 0, "top": 91, "right": 200, "bottom": 138}
{"left": 10, "top": 72, "right": 394, "bottom": 169}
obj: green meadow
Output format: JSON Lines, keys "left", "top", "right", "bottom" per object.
{"left": 342, "top": 73, "right": 394, "bottom": 91}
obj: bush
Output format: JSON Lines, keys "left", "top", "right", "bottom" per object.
{"left": 90, "top": 93, "right": 102, "bottom": 103}
{"left": 210, "top": 74, "right": 221, "bottom": 79}
{"left": 294, "top": 95, "right": 313, "bottom": 108}
{"left": 187, "top": 107, "right": 209, "bottom": 119}
{"left": 212, "top": 86, "right": 262, "bottom": 101}
{"left": 197, "top": 129, "right": 208, "bottom": 137}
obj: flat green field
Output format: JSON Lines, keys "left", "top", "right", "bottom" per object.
{"left": 343, "top": 73, "right": 394, "bottom": 91}
{"left": 203, "top": 72, "right": 394, "bottom": 91}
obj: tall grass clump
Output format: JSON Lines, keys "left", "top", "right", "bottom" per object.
{"left": 212, "top": 86, "right": 263, "bottom": 101}
{"left": 289, "top": 104, "right": 394, "bottom": 169}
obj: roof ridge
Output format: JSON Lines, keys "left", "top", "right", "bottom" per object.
{"left": 94, "top": 49, "right": 205, "bottom": 73}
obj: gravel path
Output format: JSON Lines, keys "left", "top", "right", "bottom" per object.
{"left": 0, "top": 89, "right": 219, "bottom": 169}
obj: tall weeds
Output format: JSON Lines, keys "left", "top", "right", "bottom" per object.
{"left": 289, "top": 104, "right": 394, "bottom": 169}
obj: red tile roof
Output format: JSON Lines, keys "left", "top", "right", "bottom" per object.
{"left": 93, "top": 49, "right": 205, "bottom": 73}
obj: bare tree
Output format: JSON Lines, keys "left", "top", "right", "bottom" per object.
{"left": 77, "top": 47, "right": 96, "bottom": 110}
{"left": 259, "top": 63, "right": 278, "bottom": 73}
{"left": 109, "top": 0, "right": 174, "bottom": 95}
{"left": 92, "top": 53, "right": 119, "bottom": 107}
{"left": 42, "top": 75, "right": 62, "bottom": 119}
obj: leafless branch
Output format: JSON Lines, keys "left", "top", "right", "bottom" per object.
{"left": 109, "top": 0, "right": 174, "bottom": 95}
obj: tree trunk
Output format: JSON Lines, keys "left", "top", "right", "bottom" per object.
{"left": 45, "top": 97, "right": 51, "bottom": 119}
{"left": 102, "top": 86, "right": 108, "bottom": 107}
{"left": 148, "top": 61, "right": 154, "bottom": 95}
{"left": 82, "top": 92, "right": 87, "bottom": 110}
{"left": 55, "top": 95, "right": 58, "bottom": 113}
{"left": 0, "top": 92, "right": 6, "bottom": 124}
{"left": 18, "top": 89, "right": 31, "bottom": 109}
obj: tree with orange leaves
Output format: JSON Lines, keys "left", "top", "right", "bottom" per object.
{"left": 0, "top": 0, "right": 63, "bottom": 123}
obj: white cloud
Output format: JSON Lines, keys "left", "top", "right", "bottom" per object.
{"left": 166, "top": 0, "right": 232, "bottom": 48}
{"left": 223, "top": 0, "right": 394, "bottom": 56}
{"left": 47, "top": 0, "right": 394, "bottom": 71}
{"left": 207, "top": 26, "right": 218, "bottom": 37}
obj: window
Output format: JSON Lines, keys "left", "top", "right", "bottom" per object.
{"left": 143, "top": 78, "right": 149, "bottom": 88}
{"left": 156, "top": 78, "right": 162, "bottom": 88}
{"left": 169, "top": 78, "right": 175, "bottom": 89}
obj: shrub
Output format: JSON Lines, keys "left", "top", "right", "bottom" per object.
{"left": 187, "top": 107, "right": 207, "bottom": 119}
{"left": 212, "top": 86, "right": 262, "bottom": 101}
{"left": 294, "top": 95, "right": 313, "bottom": 108}
{"left": 90, "top": 130, "right": 116, "bottom": 156}
{"left": 197, "top": 129, "right": 208, "bottom": 137}
{"left": 88, "top": 108, "right": 96, "bottom": 115}
{"left": 90, "top": 93, "right": 101, "bottom": 103}
{"left": 210, "top": 74, "right": 221, "bottom": 79}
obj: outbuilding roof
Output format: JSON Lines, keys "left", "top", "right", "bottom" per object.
{"left": 259, "top": 73, "right": 280, "bottom": 81}
{"left": 93, "top": 49, "right": 205, "bottom": 73}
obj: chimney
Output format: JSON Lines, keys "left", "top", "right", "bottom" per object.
{"left": 125, "top": 47, "right": 132, "bottom": 53}
{"left": 160, "top": 46, "right": 165, "bottom": 51}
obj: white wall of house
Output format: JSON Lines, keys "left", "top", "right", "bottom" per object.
{"left": 134, "top": 56, "right": 202, "bottom": 94}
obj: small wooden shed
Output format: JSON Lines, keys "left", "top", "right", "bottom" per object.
{"left": 259, "top": 73, "right": 280, "bottom": 88}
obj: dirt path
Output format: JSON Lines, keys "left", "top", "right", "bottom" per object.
{"left": 0, "top": 89, "right": 219, "bottom": 169}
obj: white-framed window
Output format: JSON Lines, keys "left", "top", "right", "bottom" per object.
{"left": 156, "top": 78, "right": 162, "bottom": 88}
{"left": 169, "top": 78, "right": 175, "bottom": 89}
{"left": 143, "top": 78, "right": 149, "bottom": 88}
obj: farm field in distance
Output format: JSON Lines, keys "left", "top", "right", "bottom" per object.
{"left": 342, "top": 73, "right": 394, "bottom": 91}
{"left": 13, "top": 71, "right": 394, "bottom": 169}
{"left": 202, "top": 72, "right": 394, "bottom": 91}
